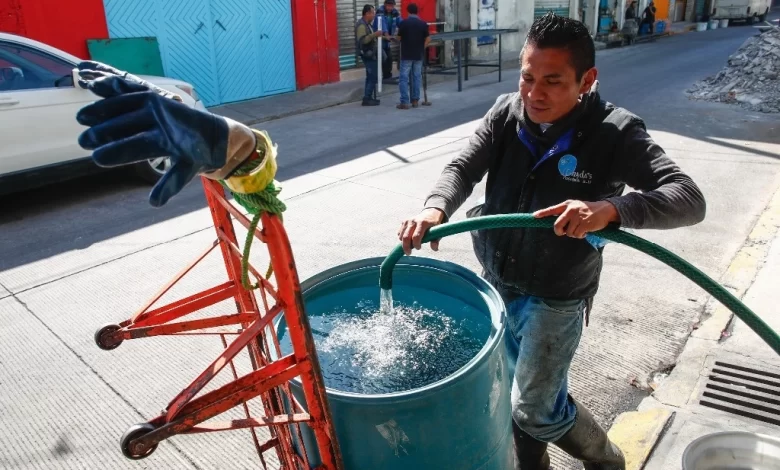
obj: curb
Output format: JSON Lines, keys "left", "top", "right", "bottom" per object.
{"left": 690, "top": 182, "right": 780, "bottom": 343}
{"left": 606, "top": 179, "right": 780, "bottom": 467}
{"left": 241, "top": 91, "right": 365, "bottom": 127}
{"left": 607, "top": 408, "right": 675, "bottom": 470}
{"left": 652, "top": 178, "right": 780, "bottom": 409}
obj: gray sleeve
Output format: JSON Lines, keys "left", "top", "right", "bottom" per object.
{"left": 605, "top": 124, "right": 706, "bottom": 229}
{"left": 423, "top": 96, "right": 507, "bottom": 220}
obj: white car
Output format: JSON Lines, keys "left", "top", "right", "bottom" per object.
{"left": 0, "top": 32, "right": 207, "bottom": 195}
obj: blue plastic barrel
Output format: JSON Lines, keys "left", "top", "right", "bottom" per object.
{"left": 276, "top": 256, "right": 512, "bottom": 470}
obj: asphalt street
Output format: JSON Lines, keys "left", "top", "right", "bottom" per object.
{"left": 1, "top": 21, "right": 780, "bottom": 469}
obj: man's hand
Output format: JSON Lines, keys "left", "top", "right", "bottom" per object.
{"left": 398, "top": 208, "right": 446, "bottom": 255}
{"left": 533, "top": 200, "right": 619, "bottom": 238}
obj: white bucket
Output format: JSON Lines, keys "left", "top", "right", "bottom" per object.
{"left": 719, "top": 18, "right": 729, "bottom": 28}
{"left": 682, "top": 431, "right": 780, "bottom": 470}
{"left": 697, "top": 22, "right": 708, "bottom": 31}
{"left": 709, "top": 19, "right": 719, "bottom": 29}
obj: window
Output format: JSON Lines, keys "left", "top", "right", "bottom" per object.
{"left": 0, "top": 41, "right": 74, "bottom": 91}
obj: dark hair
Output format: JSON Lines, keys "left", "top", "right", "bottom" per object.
{"left": 407, "top": 3, "right": 418, "bottom": 14}
{"left": 362, "top": 4, "right": 374, "bottom": 16}
{"left": 522, "top": 12, "right": 595, "bottom": 80}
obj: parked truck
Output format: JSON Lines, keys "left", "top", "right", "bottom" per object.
{"left": 710, "top": 0, "right": 771, "bottom": 23}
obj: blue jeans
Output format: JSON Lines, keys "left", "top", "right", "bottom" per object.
{"left": 504, "top": 295, "right": 585, "bottom": 442}
{"left": 399, "top": 60, "right": 422, "bottom": 105}
{"left": 363, "top": 58, "right": 377, "bottom": 100}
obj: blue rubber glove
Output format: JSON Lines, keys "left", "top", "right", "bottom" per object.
{"left": 76, "top": 74, "right": 230, "bottom": 207}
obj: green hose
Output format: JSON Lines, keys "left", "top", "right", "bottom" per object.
{"left": 379, "top": 213, "right": 780, "bottom": 356}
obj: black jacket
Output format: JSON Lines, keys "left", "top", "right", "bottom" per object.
{"left": 424, "top": 84, "right": 706, "bottom": 301}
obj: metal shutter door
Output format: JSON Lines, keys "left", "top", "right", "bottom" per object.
{"left": 534, "top": 0, "right": 570, "bottom": 17}
{"left": 337, "top": 0, "right": 358, "bottom": 68}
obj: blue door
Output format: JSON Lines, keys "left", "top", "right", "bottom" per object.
{"left": 160, "top": 0, "right": 221, "bottom": 107}
{"left": 104, "top": 0, "right": 296, "bottom": 106}
{"left": 255, "top": 0, "right": 296, "bottom": 95}
{"left": 211, "top": 0, "right": 265, "bottom": 104}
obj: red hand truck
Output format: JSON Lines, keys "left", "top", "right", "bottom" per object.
{"left": 94, "top": 177, "right": 343, "bottom": 469}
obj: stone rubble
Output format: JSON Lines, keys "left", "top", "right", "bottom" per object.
{"left": 687, "top": 26, "right": 780, "bottom": 113}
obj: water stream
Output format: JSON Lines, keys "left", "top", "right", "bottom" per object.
{"left": 379, "top": 288, "right": 394, "bottom": 314}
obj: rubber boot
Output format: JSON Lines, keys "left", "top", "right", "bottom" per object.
{"left": 512, "top": 419, "right": 550, "bottom": 470}
{"left": 553, "top": 397, "right": 625, "bottom": 470}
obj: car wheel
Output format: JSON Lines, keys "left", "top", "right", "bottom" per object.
{"left": 133, "top": 157, "right": 171, "bottom": 184}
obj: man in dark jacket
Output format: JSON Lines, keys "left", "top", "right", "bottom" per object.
{"left": 397, "top": 13, "right": 705, "bottom": 470}
{"left": 374, "top": 0, "right": 402, "bottom": 80}
{"left": 356, "top": 4, "right": 385, "bottom": 106}
{"left": 641, "top": 1, "right": 657, "bottom": 34}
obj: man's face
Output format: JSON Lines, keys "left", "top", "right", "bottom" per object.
{"left": 519, "top": 44, "right": 597, "bottom": 124}
{"left": 384, "top": 2, "right": 394, "bottom": 11}
{"left": 366, "top": 9, "right": 375, "bottom": 23}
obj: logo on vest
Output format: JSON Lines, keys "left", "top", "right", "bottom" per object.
{"left": 558, "top": 154, "right": 592, "bottom": 184}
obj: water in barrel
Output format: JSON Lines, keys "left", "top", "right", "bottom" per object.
{"left": 285, "top": 286, "right": 491, "bottom": 395}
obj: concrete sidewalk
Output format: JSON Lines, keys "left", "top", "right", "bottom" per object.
{"left": 208, "top": 56, "right": 521, "bottom": 126}
{"left": 607, "top": 185, "right": 780, "bottom": 469}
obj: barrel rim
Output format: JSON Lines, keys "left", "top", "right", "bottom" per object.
{"left": 277, "top": 256, "right": 507, "bottom": 403}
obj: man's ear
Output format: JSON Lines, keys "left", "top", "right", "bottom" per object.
{"left": 579, "top": 67, "right": 598, "bottom": 95}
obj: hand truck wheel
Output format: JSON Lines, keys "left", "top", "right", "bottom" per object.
{"left": 120, "top": 423, "right": 158, "bottom": 460}
{"left": 94, "top": 324, "right": 123, "bottom": 350}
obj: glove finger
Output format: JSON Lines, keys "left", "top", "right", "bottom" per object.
{"left": 79, "top": 68, "right": 180, "bottom": 101}
{"left": 82, "top": 75, "right": 150, "bottom": 99}
{"left": 78, "top": 108, "right": 155, "bottom": 149}
{"left": 89, "top": 130, "right": 170, "bottom": 168}
{"left": 78, "top": 60, "right": 123, "bottom": 75}
{"left": 76, "top": 91, "right": 149, "bottom": 127}
{"left": 149, "top": 160, "right": 198, "bottom": 207}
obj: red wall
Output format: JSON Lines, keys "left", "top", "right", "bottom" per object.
{"left": 0, "top": 0, "right": 108, "bottom": 59}
{"left": 292, "top": 0, "right": 340, "bottom": 89}
{"left": 0, "top": 0, "right": 26, "bottom": 37}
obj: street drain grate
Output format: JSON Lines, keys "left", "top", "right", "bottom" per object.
{"left": 699, "top": 360, "right": 780, "bottom": 427}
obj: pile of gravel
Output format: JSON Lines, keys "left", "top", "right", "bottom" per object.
{"left": 687, "top": 26, "right": 780, "bottom": 113}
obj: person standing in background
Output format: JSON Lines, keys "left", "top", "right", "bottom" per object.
{"left": 622, "top": 0, "right": 639, "bottom": 44}
{"left": 356, "top": 5, "right": 384, "bottom": 106}
{"left": 374, "top": 0, "right": 402, "bottom": 80}
{"left": 625, "top": 0, "right": 637, "bottom": 20}
{"left": 641, "top": 1, "right": 657, "bottom": 35}
{"left": 396, "top": 3, "right": 430, "bottom": 110}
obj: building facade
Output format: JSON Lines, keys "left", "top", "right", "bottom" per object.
{"left": 1, "top": 0, "right": 340, "bottom": 107}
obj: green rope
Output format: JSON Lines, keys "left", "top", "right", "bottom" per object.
{"left": 379, "top": 214, "right": 780, "bottom": 356}
{"left": 220, "top": 179, "right": 287, "bottom": 290}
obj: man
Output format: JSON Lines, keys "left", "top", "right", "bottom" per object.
{"left": 625, "top": 0, "right": 637, "bottom": 20}
{"left": 374, "top": 0, "right": 402, "bottom": 80}
{"left": 356, "top": 4, "right": 385, "bottom": 106}
{"left": 622, "top": 1, "right": 639, "bottom": 44}
{"left": 396, "top": 3, "right": 430, "bottom": 110}
{"left": 397, "top": 13, "right": 705, "bottom": 470}
{"left": 641, "top": 1, "right": 657, "bottom": 34}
